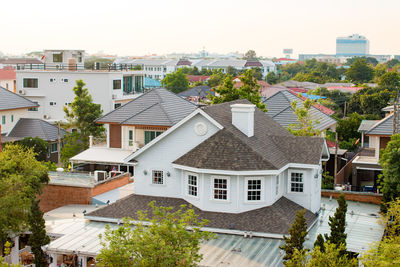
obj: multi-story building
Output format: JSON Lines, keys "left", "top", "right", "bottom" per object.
{"left": 336, "top": 34, "right": 370, "bottom": 56}
{"left": 42, "top": 49, "right": 85, "bottom": 70}
{"left": 15, "top": 69, "right": 146, "bottom": 122}
{"left": 0, "top": 66, "right": 16, "bottom": 92}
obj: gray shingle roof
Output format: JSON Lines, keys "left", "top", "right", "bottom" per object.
{"left": 7, "top": 118, "right": 67, "bottom": 141}
{"left": 358, "top": 120, "right": 380, "bottom": 132}
{"left": 264, "top": 90, "right": 337, "bottom": 131}
{"left": 86, "top": 194, "right": 317, "bottom": 235}
{"left": 97, "top": 88, "right": 197, "bottom": 126}
{"left": 0, "top": 86, "right": 38, "bottom": 111}
{"left": 178, "top": 86, "right": 214, "bottom": 98}
{"left": 173, "top": 99, "right": 327, "bottom": 170}
{"left": 366, "top": 114, "right": 395, "bottom": 135}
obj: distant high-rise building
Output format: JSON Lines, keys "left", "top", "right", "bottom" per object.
{"left": 336, "top": 34, "right": 369, "bottom": 56}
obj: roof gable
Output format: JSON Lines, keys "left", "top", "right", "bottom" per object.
{"left": 366, "top": 114, "right": 394, "bottom": 135}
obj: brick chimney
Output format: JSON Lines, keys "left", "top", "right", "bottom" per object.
{"left": 230, "top": 103, "right": 255, "bottom": 137}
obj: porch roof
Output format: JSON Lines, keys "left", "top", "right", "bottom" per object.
{"left": 70, "top": 147, "right": 134, "bottom": 164}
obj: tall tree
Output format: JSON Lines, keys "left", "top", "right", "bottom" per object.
{"left": 379, "top": 134, "right": 400, "bottom": 212}
{"left": 17, "top": 137, "right": 49, "bottom": 162}
{"left": 161, "top": 68, "right": 189, "bottom": 93}
{"left": 266, "top": 71, "right": 278, "bottom": 84}
{"left": 288, "top": 98, "right": 320, "bottom": 136}
{"left": 64, "top": 79, "right": 105, "bottom": 140}
{"left": 313, "top": 234, "right": 325, "bottom": 253}
{"left": 209, "top": 75, "right": 239, "bottom": 104}
{"left": 243, "top": 50, "right": 257, "bottom": 60}
{"left": 0, "top": 144, "right": 49, "bottom": 248}
{"left": 346, "top": 58, "right": 374, "bottom": 83}
{"left": 280, "top": 209, "right": 308, "bottom": 263}
{"left": 378, "top": 71, "right": 400, "bottom": 88}
{"left": 324, "top": 194, "right": 347, "bottom": 254}
{"left": 28, "top": 199, "right": 50, "bottom": 267}
{"left": 97, "top": 202, "right": 214, "bottom": 267}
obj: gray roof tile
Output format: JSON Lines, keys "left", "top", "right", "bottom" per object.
{"left": 97, "top": 88, "right": 196, "bottom": 126}
{"left": 0, "top": 86, "right": 38, "bottom": 111}
{"left": 86, "top": 194, "right": 317, "bottom": 235}
{"left": 366, "top": 114, "right": 395, "bottom": 135}
{"left": 7, "top": 118, "right": 67, "bottom": 141}
{"left": 358, "top": 120, "right": 380, "bottom": 132}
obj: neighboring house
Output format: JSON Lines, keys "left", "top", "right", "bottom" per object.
{"left": 15, "top": 69, "right": 146, "bottom": 121}
{"left": 0, "top": 66, "right": 16, "bottom": 92}
{"left": 42, "top": 49, "right": 85, "bottom": 70}
{"left": 264, "top": 90, "right": 337, "bottom": 133}
{"left": 83, "top": 99, "right": 329, "bottom": 238}
{"left": 178, "top": 85, "right": 214, "bottom": 103}
{"left": 0, "top": 86, "right": 39, "bottom": 134}
{"left": 70, "top": 88, "right": 197, "bottom": 175}
{"left": 5, "top": 118, "right": 67, "bottom": 162}
{"left": 187, "top": 75, "right": 209, "bottom": 84}
{"left": 0, "top": 57, "right": 43, "bottom": 70}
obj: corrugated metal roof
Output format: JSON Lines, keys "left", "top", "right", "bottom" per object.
{"left": 7, "top": 118, "right": 67, "bottom": 141}
{"left": 264, "top": 90, "right": 337, "bottom": 131}
{"left": 0, "top": 86, "right": 38, "bottom": 111}
{"left": 367, "top": 114, "right": 394, "bottom": 135}
{"left": 97, "top": 88, "right": 196, "bottom": 125}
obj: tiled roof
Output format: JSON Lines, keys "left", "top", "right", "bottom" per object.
{"left": 174, "top": 99, "right": 327, "bottom": 170}
{"left": 7, "top": 118, "right": 67, "bottom": 141}
{"left": 358, "top": 120, "right": 379, "bottom": 132}
{"left": 178, "top": 86, "right": 214, "bottom": 98}
{"left": 366, "top": 115, "right": 395, "bottom": 135}
{"left": 86, "top": 194, "right": 317, "bottom": 235}
{"left": 0, "top": 86, "right": 38, "bottom": 111}
{"left": 186, "top": 75, "right": 209, "bottom": 83}
{"left": 97, "top": 88, "right": 196, "bottom": 126}
{"left": 264, "top": 90, "right": 337, "bottom": 131}
{"left": 244, "top": 61, "right": 263, "bottom": 67}
{"left": 177, "top": 59, "right": 192, "bottom": 66}
{"left": 0, "top": 66, "right": 16, "bottom": 80}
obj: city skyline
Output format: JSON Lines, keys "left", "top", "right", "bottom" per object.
{"left": 2, "top": 0, "right": 400, "bottom": 58}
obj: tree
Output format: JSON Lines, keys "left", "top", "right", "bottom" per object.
{"left": 280, "top": 209, "right": 308, "bottom": 263}
{"left": 0, "top": 144, "right": 49, "bottom": 247}
{"left": 28, "top": 199, "right": 50, "bottom": 267}
{"left": 207, "top": 71, "right": 225, "bottom": 87}
{"left": 361, "top": 199, "right": 400, "bottom": 266}
{"left": 346, "top": 58, "right": 374, "bottom": 83}
{"left": 226, "top": 66, "right": 238, "bottom": 76}
{"left": 252, "top": 67, "right": 263, "bottom": 80}
{"left": 266, "top": 72, "right": 278, "bottom": 84}
{"left": 386, "top": 59, "right": 400, "bottom": 68}
{"left": 17, "top": 137, "right": 49, "bottom": 162}
{"left": 287, "top": 98, "right": 320, "bottom": 136}
{"left": 161, "top": 68, "right": 189, "bottom": 93}
{"left": 379, "top": 134, "right": 400, "bottom": 212}
{"left": 374, "top": 63, "right": 387, "bottom": 81}
{"left": 378, "top": 71, "right": 400, "bottom": 88}
{"left": 313, "top": 234, "right": 325, "bottom": 253}
{"left": 243, "top": 50, "right": 257, "bottom": 60}
{"left": 97, "top": 202, "right": 215, "bottom": 267}
{"left": 84, "top": 57, "right": 114, "bottom": 69}
{"left": 286, "top": 242, "right": 357, "bottom": 267}
{"left": 208, "top": 75, "right": 239, "bottom": 104}
{"left": 133, "top": 65, "right": 142, "bottom": 70}
{"left": 324, "top": 194, "right": 347, "bottom": 254}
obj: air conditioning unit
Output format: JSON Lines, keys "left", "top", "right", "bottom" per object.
{"left": 109, "top": 171, "right": 123, "bottom": 178}
{"left": 94, "top": 171, "right": 108, "bottom": 182}
{"left": 18, "top": 89, "right": 25, "bottom": 95}
{"left": 43, "top": 114, "right": 50, "bottom": 120}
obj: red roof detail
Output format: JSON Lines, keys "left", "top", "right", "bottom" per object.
{"left": 288, "top": 90, "right": 335, "bottom": 116}
{"left": 327, "top": 86, "right": 364, "bottom": 93}
{"left": 326, "top": 140, "right": 338, "bottom": 148}
{"left": 0, "top": 66, "right": 16, "bottom": 80}
{"left": 273, "top": 58, "right": 297, "bottom": 62}
{"left": 187, "top": 75, "right": 209, "bottom": 83}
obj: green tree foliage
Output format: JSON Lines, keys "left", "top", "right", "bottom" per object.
{"left": 336, "top": 112, "right": 363, "bottom": 142}
{"left": 374, "top": 64, "right": 387, "bottom": 82}
{"left": 209, "top": 75, "right": 239, "bottom": 103}
{"left": 287, "top": 98, "right": 320, "bottom": 136}
{"left": 346, "top": 58, "right": 374, "bottom": 83}
{"left": 379, "top": 134, "right": 400, "bottom": 212}
{"left": 0, "top": 144, "right": 49, "bottom": 245}
{"left": 386, "top": 59, "right": 400, "bottom": 68}
{"left": 348, "top": 87, "right": 393, "bottom": 117}
{"left": 313, "top": 234, "right": 325, "bottom": 252}
{"left": 266, "top": 72, "right": 278, "bottom": 84}
{"left": 286, "top": 242, "right": 357, "bottom": 267}
{"left": 84, "top": 57, "right": 114, "bottom": 69}
{"left": 17, "top": 137, "right": 48, "bottom": 161}
{"left": 378, "top": 71, "right": 400, "bottom": 88}
{"left": 252, "top": 67, "right": 263, "bottom": 80}
{"left": 97, "top": 202, "right": 215, "bottom": 267}
{"left": 0, "top": 257, "right": 21, "bottom": 267}
{"left": 324, "top": 194, "right": 347, "bottom": 254}
{"left": 361, "top": 199, "right": 400, "bottom": 266}
{"left": 243, "top": 50, "right": 257, "bottom": 60}
{"left": 280, "top": 209, "right": 308, "bottom": 263}
{"left": 61, "top": 131, "right": 84, "bottom": 167}
{"left": 226, "top": 66, "right": 238, "bottom": 76}
{"left": 207, "top": 70, "right": 225, "bottom": 87}
{"left": 346, "top": 57, "right": 378, "bottom": 67}
{"left": 133, "top": 65, "right": 142, "bottom": 70}
{"left": 161, "top": 68, "right": 189, "bottom": 93}
{"left": 312, "top": 88, "right": 351, "bottom": 117}
{"left": 28, "top": 199, "right": 50, "bottom": 267}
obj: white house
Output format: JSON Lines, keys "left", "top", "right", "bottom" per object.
{"left": 15, "top": 69, "right": 147, "bottom": 122}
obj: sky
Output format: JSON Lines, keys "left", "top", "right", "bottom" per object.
{"left": 2, "top": 0, "right": 400, "bottom": 58}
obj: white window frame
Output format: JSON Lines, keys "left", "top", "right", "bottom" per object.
{"left": 211, "top": 176, "right": 230, "bottom": 202}
{"left": 128, "top": 129, "right": 134, "bottom": 146}
{"left": 152, "top": 170, "right": 164, "bottom": 185}
{"left": 244, "top": 177, "right": 263, "bottom": 203}
{"left": 186, "top": 172, "right": 199, "bottom": 198}
{"left": 288, "top": 170, "right": 305, "bottom": 193}
{"left": 23, "top": 77, "right": 38, "bottom": 88}
{"left": 275, "top": 175, "right": 280, "bottom": 196}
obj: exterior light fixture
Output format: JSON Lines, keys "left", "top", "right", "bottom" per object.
{"left": 166, "top": 171, "right": 171, "bottom": 177}
{"left": 143, "top": 170, "right": 148, "bottom": 175}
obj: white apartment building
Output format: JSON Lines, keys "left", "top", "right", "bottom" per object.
{"left": 15, "top": 69, "right": 146, "bottom": 122}
{"left": 42, "top": 49, "right": 85, "bottom": 70}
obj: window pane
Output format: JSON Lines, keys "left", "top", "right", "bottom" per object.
{"left": 152, "top": 170, "right": 163, "bottom": 184}
{"left": 247, "top": 179, "right": 261, "bottom": 201}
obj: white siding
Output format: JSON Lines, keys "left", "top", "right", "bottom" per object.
{"left": 0, "top": 108, "right": 32, "bottom": 134}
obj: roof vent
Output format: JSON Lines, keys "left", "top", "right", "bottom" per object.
{"left": 230, "top": 104, "right": 255, "bottom": 137}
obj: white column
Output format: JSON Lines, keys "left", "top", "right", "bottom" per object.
{"left": 49, "top": 253, "right": 57, "bottom": 267}
{"left": 10, "top": 235, "right": 19, "bottom": 264}
{"left": 78, "top": 255, "right": 87, "bottom": 267}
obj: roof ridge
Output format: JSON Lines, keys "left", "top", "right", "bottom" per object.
{"left": 366, "top": 113, "right": 393, "bottom": 134}
{"left": 120, "top": 102, "right": 160, "bottom": 125}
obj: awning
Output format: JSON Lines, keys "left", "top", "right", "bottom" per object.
{"left": 70, "top": 147, "right": 134, "bottom": 164}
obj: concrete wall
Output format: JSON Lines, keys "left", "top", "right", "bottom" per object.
{"left": 0, "top": 79, "right": 15, "bottom": 92}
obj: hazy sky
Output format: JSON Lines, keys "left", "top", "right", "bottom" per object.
{"left": 2, "top": 0, "right": 400, "bottom": 57}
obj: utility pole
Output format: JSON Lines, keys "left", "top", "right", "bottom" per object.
{"left": 57, "top": 121, "right": 61, "bottom": 167}
{"left": 393, "top": 87, "right": 399, "bottom": 134}
{"left": 334, "top": 131, "right": 338, "bottom": 185}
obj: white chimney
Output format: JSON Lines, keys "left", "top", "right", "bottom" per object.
{"left": 230, "top": 104, "right": 255, "bottom": 137}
